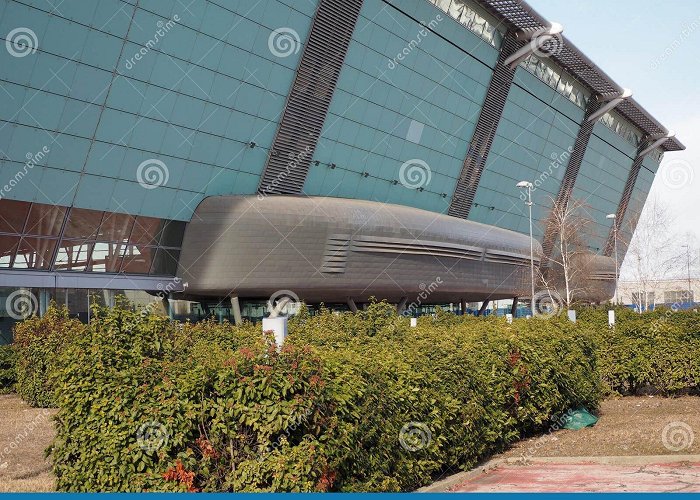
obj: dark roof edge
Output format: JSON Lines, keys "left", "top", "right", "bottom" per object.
{"left": 475, "top": 0, "right": 685, "bottom": 152}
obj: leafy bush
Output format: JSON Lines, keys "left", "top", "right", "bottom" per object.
{"left": 13, "top": 304, "right": 84, "bottom": 407}
{"left": 579, "top": 306, "right": 700, "bottom": 395}
{"left": 0, "top": 344, "right": 15, "bottom": 394}
{"left": 48, "top": 301, "right": 599, "bottom": 492}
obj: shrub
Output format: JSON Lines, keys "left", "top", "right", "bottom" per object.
{"left": 0, "top": 344, "right": 15, "bottom": 394}
{"left": 49, "top": 301, "right": 600, "bottom": 492}
{"left": 13, "top": 304, "right": 84, "bottom": 407}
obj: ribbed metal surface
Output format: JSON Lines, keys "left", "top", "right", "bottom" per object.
{"left": 603, "top": 141, "right": 647, "bottom": 256}
{"left": 320, "top": 234, "right": 350, "bottom": 273}
{"left": 448, "top": 35, "right": 521, "bottom": 219}
{"left": 258, "top": 0, "right": 363, "bottom": 195}
{"left": 540, "top": 98, "right": 601, "bottom": 263}
{"left": 475, "top": 0, "right": 684, "bottom": 152}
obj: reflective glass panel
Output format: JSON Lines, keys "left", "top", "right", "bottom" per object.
{"left": 89, "top": 242, "right": 127, "bottom": 273}
{"left": 0, "top": 200, "right": 30, "bottom": 234}
{"left": 121, "top": 245, "right": 156, "bottom": 274}
{"left": 0, "top": 236, "right": 19, "bottom": 267}
{"left": 97, "top": 212, "right": 134, "bottom": 242}
{"left": 129, "top": 216, "right": 162, "bottom": 246}
{"left": 13, "top": 237, "right": 57, "bottom": 269}
{"left": 150, "top": 248, "right": 180, "bottom": 276}
{"left": 54, "top": 240, "right": 93, "bottom": 271}
{"left": 157, "top": 221, "right": 186, "bottom": 248}
{"left": 63, "top": 208, "right": 103, "bottom": 240}
{"left": 25, "top": 204, "right": 66, "bottom": 237}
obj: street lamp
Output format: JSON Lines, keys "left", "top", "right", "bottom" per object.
{"left": 682, "top": 244, "right": 692, "bottom": 305}
{"left": 517, "top": 181, "right": 535, "bottom": 315}
{"left": 606, "top": 213, "right": 618, "bottom": 304}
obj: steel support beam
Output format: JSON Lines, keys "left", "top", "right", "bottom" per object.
{"left": 539, "top": 98, "right": 601, "bottom": 265}
{"left": 448, "top": 35, "right": 522, "bottom": 219}
{"left": 257, "top": 0, "right": 364, "bottom": 195}
{"left": 510, "top": 297, "right": 518, "bottom": 316}
{"left": 477, "top": 299, "right": 490, "bottom": 316}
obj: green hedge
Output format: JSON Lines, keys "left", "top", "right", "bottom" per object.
{"left": 578, "top": 306, "right": 700, "bottom": 395}
{"left": 47, "top": 302, "right": 599, "bottom": 492}
{"left": 13, "top": 304, "right": 85, "bottom": 407}
{"left": 0, "top": 344, "right": 15, "bottom": 394}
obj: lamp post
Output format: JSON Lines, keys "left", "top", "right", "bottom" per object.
{"left": 606, "top": 213, "right": 618, "bottom": 305}
{"left": 682, "top": 244, "right": 692, "bottom": 305}
{"left": 517, "top": 181, "right": 535, "bottom": 315}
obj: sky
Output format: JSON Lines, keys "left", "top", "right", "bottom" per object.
{"left": 527, "top": 0, "right": 700, "bottom": 273}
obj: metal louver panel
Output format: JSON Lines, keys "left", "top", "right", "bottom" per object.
{"left": 448, "top": 35, "right": 521, "bottom": 219}
{"left": 540, "top": 98, "right": 601, "bottom": 263}
{"left": 258, "top": 0, "right": 364, "bottom": 195}
{"left": 320, "top": 234, "right": 350, "bottom": 273}
{"left": 603, "top": 142, "right": 647, "bottom": 256}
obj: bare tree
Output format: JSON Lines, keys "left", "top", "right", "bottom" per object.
{"left": 540, "top": 196, "right": 595, "bottom": 309}
{"left": 620, "top": 196, "right": 684, "bottom": 311}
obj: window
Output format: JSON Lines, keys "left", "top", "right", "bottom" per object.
{"left": 519, "top": 55, "right": 590, "bottom": 108}
{"left": 0, "top": 200, "right": 29, "bottom": 234}
{"left": 0, "top": 236, "right": 19, "bottom": 267}
{"left": 25, "top": 204, "right": 66, "bottom": 237}
{"left": 13, "top": 237, "right": 57, "bottom": 269}
{"left": 63, "top": 208, "right": 104, "bottom": 240}
{"left": 600, "top": 110, "right": 642, "bottom": 147}
{"left": 664, "top": 290, "right": 694, "bottom": 304}
{"left": 426, "top": 0, "right": 503, "bottom": 47}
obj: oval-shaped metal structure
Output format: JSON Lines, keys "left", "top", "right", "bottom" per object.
{"left": 177, "top": 196, "right": 542, "bottom": 304}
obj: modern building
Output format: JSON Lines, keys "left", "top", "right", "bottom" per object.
{"left": 0, "top": 0, "right": 685, "bottom": 338}
{"left": 618, "top": 278, "right": 699, "bottom": 312}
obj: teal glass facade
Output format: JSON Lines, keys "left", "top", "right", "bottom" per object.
{"left": 0, "top": 0, "right": 318, "bottom": 221}
{"left": 469, "top": 67, "right": 584, "bottom": 239}
{"left": 303, "top": 0, "right": 499, "bottom": 213}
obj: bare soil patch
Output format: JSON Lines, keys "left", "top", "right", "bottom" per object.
{"left": 0, "top": 394, "right": 56, "bottom": 492}
{"left": 500, "top": 396, "right": 700, "bottom": 459}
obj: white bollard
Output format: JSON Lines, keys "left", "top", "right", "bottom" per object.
{"left": 262, "top": 316, "right": 288, "bottom": 348}
{"left": 567, "top": 310, "right": 576, "bottom": 322}
{"left": 410, "top": 317, "right": 417, "bottom": 327}
{"left": 608, "top": 309, "right": 615, "bottom": 327}
{"left": 505, "top": 313, "right": 513, "bottom": 324}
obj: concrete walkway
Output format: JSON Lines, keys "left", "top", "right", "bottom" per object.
{"left": 451, "top": 460, "right": 700, "bottom": 492}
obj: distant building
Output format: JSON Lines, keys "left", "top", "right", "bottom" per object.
{"left": 618, "top": 279, "right": 699, "bottom": 311}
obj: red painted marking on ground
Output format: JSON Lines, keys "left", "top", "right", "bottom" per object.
{"left": 452, "top": 462, "right": 700, "bottom": 492}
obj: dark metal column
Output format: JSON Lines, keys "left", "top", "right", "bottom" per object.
{"left": 258, "top": 0, "right": 364, "bottom": 195}
{"left": 539, "top": 98, "right": 601, "bottom": 265}
{"left": 448, "top": 35, "right": 521, "bottom": 219}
